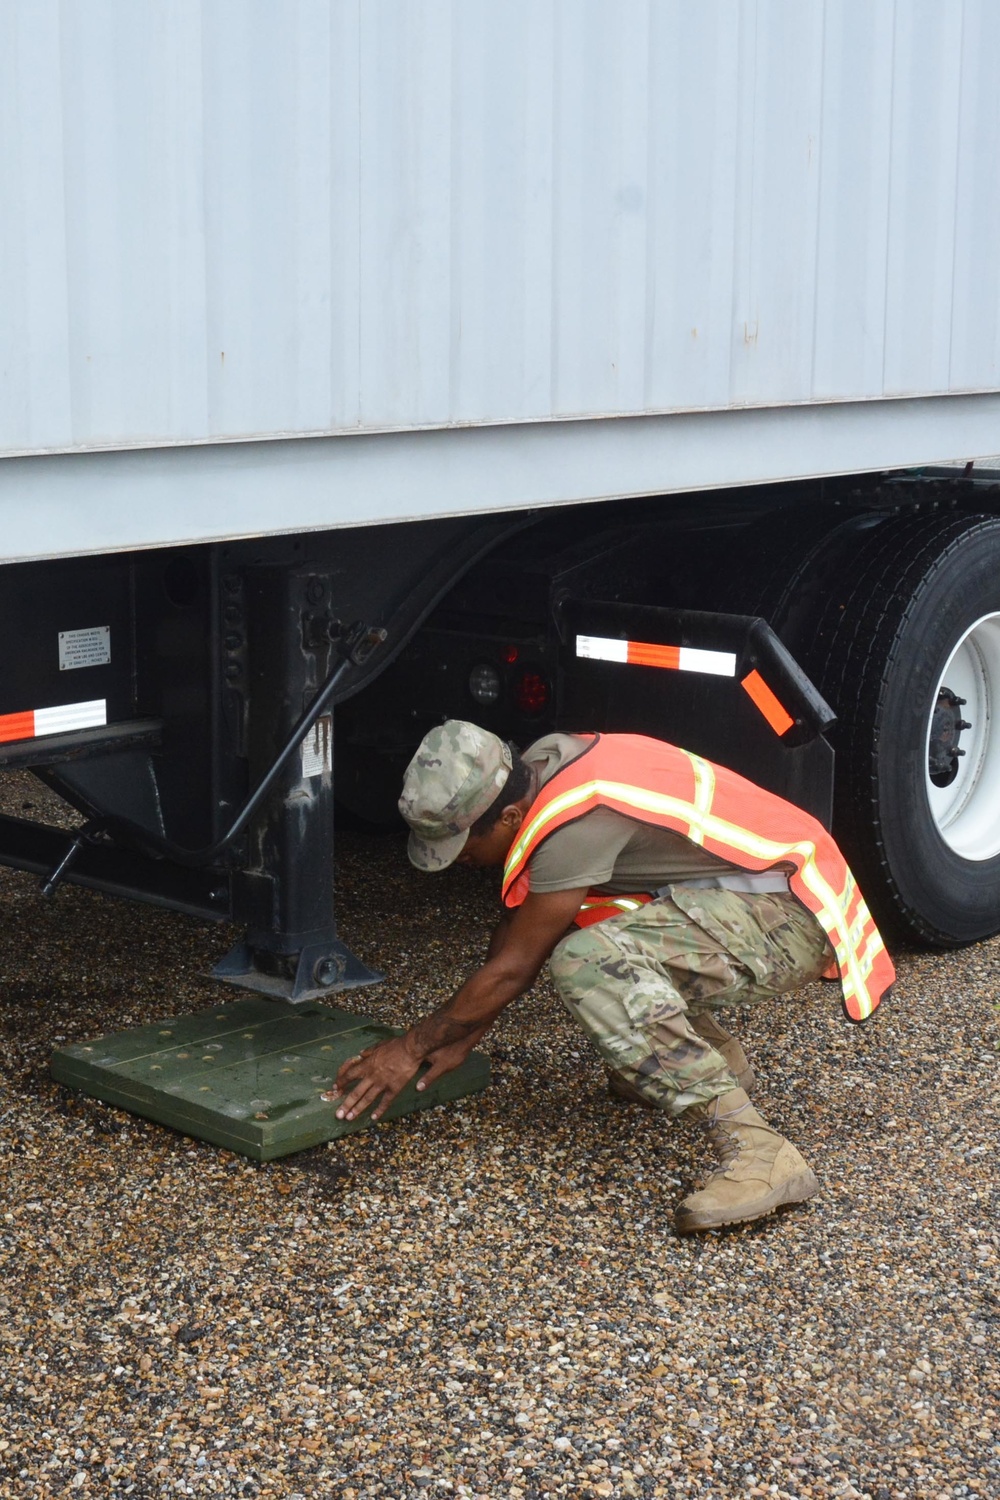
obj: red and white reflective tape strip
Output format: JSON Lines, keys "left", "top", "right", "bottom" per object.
{"left": 0, "top": 699, "right": 107, "bottom": 745}
{"left": 576, "top": 634, "right": 737, "bottom": 678}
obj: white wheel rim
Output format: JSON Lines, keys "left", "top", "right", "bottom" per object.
{"left": 925, "top": 612, "right": 1000, "bottom": 860}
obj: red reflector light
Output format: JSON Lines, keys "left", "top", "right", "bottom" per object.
{"left": 514, "top": 670, "right": 549, "bottom": 715}
{"left": 502, "top": 644, "right": 519, "bottom": 664}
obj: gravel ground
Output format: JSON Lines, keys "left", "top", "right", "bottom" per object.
{"left": 0, "top": 773, "right": 998, "bottom": 1500}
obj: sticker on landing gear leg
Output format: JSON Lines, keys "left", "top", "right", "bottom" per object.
{"left": 58, "top": 626, "right": 111, "bottom": 671}
{"left": 302, "top": 716, "right": 332, "bottom": 779}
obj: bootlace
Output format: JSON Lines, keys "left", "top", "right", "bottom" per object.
{"left": 703, "top": 1098, "right": 756, "bottom": 1168}
{"left": 708, "top": 1124, "right": 743, "bottom": 1169}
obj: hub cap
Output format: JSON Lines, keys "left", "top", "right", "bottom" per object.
{"left": 925, "top": 613, "right": 1000, "bottom": 860}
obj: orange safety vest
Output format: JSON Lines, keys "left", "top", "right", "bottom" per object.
{"left": 501, "top": 733, "right": 894, "bottom": 1024}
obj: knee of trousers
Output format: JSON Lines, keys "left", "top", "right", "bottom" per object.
{"left": 549, "top": 924, "right": 616, "bottom": 995}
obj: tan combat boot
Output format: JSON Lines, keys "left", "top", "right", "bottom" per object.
{"left": 674, "top": 1088, "right": 819, "bottom": 1233}
{"left": 606, "top": 1012, "right": 755, "bottom": 1107}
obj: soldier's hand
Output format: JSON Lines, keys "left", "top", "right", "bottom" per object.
{"left": 323, "top": 1036, "right": 420, "bottom": 1122}
{"left": 416, "top": 1034, "right": 477, "bottom": 1089}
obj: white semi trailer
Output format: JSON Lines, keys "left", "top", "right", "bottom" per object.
{"left": 3, "top": 1, "right": 1000, "bottom": 1001}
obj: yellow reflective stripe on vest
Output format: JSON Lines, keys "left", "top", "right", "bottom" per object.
{"left": 506, "top": 775, "right": 886, "bottom": 1021}
{"left": 505, "top": 775, "right": 708, "bottom": 872}
{"left": 683, "top": 750, "right": 715, "bottom": 846}
{"left": 579, "top": 896, "right": 645, "bottom": 913}
{"left": 793, "top": 857, "right": 885, "bottom": 1020}
{"left": 856, "top": 924, "right": 887, "bottom": 982}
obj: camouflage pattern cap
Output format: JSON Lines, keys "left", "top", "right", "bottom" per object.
{"left": 399, "top": 720, "right": 513, "bottom": 871}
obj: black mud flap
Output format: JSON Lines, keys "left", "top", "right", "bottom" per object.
{"left": 558, "top": 600, "right": 836, "bottom": 827}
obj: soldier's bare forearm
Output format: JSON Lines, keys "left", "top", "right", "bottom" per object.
{"left": 330, "top": 890, "right": 589, "bottom": 1119}
{"left": 403, "top": 887, "right": 591, "bottom": 1063}
{"left": 486, "top": 910, "right": 514, "bottom": 960}
{"left": 403, "top": 961, "right": 529, "bottom": 1061}
{"left": 406, "top": 1010, "right": 488, "bottom": 1055}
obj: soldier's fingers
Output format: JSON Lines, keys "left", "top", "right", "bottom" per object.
{"left": 335, "top": 1078, "right": 383, "bottom": 1121}
{"left": 369, "top": 1082, "right": 403, "bottom": 1122}
{"left": 416, "top": 1054, "right": 461, "bottom": 1089}
{"left": 329, "top": 1054, "right": 365, "bottom": 1094}
{"left": 416, "top": 1059, "right": 447, "bottom": 1089}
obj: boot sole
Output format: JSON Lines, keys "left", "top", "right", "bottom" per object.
{"left": 674, "top": 1168, "right": 820, "bottom": 1234}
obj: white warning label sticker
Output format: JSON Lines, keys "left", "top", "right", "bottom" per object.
{"left": 58, "top": 626, "right": 111, "bottom": 672}
{"left": 301, "top": 717, "right": 332, "bottom": 779}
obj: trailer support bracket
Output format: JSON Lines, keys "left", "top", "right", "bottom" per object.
{"left": 212, "top": 938, "right": 382, "bottom": 1005}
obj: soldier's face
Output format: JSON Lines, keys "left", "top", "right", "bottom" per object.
{"left": 456, "top": 805, "right": 524, "bottom": 868}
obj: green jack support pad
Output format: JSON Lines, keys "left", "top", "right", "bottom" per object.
{"left": 50, "top": 997, "right": 490, "bottom": 1161}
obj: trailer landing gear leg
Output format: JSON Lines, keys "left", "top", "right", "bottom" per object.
{"left": 47, "top": 565, "right": 493, "bottom": 1156}
{"left": 216, "top": 566, "right": 381, "bottom": 1005}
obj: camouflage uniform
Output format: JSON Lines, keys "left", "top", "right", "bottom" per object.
{"left": 549, "top": 885, "right": 832, "bottom": 1115}
{"left": 399, "top": 721, "right": 834, "bottom": 1117}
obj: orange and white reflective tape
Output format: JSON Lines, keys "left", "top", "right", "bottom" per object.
{"left": 576, "top": 635, "right": 797, "bottom": 737}
{"left": 0, "top": 699, "right": 107, "bottom": 745}
{"left": 576, "top": 634, "right": 736, "bottom": 677}
{"left": 740, "top": 669, "right": 794, "bottom": 736}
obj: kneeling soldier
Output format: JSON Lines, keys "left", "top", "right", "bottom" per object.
{"left": 329, "top": 722, "right": 893, "bottom": 1232}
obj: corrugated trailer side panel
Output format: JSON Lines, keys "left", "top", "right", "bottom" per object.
{"left": 2, "top": 0, "right": 1000, "bottom": 457}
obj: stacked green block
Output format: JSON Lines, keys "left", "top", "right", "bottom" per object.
{"left": 51, "top": 997, "right": 490, "bottom": 1161}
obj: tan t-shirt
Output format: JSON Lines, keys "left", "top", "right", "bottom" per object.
{"left": 521, "top": 733, "right": 768, "bottom": 895}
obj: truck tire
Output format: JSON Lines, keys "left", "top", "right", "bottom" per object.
{"left": 771, "top": 510, "right": 1000, "bottom": 947}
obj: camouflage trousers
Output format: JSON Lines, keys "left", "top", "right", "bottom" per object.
{"left": 549, "top": 886, "right": 833, "bottom": 1116}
